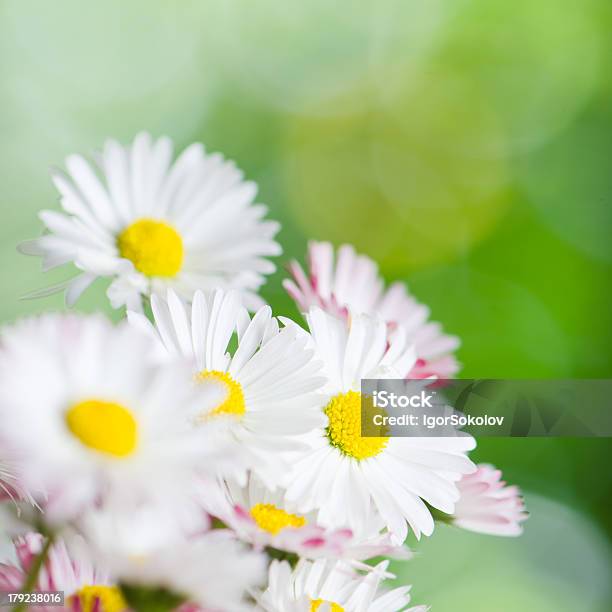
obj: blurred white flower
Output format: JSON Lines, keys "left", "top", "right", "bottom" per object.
{"left": 284, "top": 241, "right": 460, "bottom": 379}
{"left": 452, "top": 464, "right": 528, "bottom": 536}
{"left": 0, "top": 533, "right": 124, "bottom": 612}
{"left": 0, "top": 313, "right": 229, "bottom": 523}
{"left": 255, "top": 558, "right": 427, "bottom": 612}
{"left": 128, "top": 288, "right": 327, "bottom": 489}
{"left": 19, "top": 132, "right": 281, "bottom": 311}
{"left": 207, "top": 474, "right": 408, "bottom": 562}
{"left": 78, "top": 505, "right": 266, "bottom": 612}
{"left": 283, "top": 308, "right": 475, "bottom": 543}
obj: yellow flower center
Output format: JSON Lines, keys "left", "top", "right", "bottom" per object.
{"left": 250, "top": 503, "right": 306, "bottom": 535}
{"left": 69, "top": 585, "right": 127, "bottom": 612}
{"left": 310, "top": 599, "right": 344, "bottom": 611}
{"left": 117, "top": 218, "right": 183, "bottom": 277}
{"left": 66, "top": 400, "right": 138, "bottom": 457}
{"left": 324, "top": 391, "right": 389, "bottom": 460}
{"left": 196, "top": 370, "right": 246, "bottom": 418}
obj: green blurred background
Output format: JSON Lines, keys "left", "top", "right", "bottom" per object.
{"left": 1, "top": 1, "right": 611, "bottom": 609}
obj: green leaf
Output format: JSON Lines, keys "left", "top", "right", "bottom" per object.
{"left": 120, "top": 584, "right": 186, "bottom": 612}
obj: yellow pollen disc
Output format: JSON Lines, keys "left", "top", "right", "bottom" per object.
{"left": 310, "top": 599, "right": 344, "bottom": 612}
{"left": 196, "top": 370, "right": 246, "bottom": 418}
{"left": 250, "top": 503, "right": 306, "bottom": 535}
{"left": 117, "top": 218, "right": 183, "bottom": 277}
{"left": 69, "top": 585, "right": 127, "bottom": 612}
{"left": 66, "top": 400, "right": 138, "bottom": 457}
{"left": 324, "top": 391, "right": 389, "bottom": 460}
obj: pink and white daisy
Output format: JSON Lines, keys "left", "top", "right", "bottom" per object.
{"left": 283, "top": 308, "right": 475, "bottom": 544}
{"left": 284, "top": 241, "right": 460, "bottom": 379}
{"left": 0, "top": 533, "right": 125, "bottom": 612}
{"left": 254, "top": 558, "right": 428, "bottom": 612}
{"left": 19, "top": 132, "right": 281, "bottom": 311}
{"left": 452, "top": 464, "right": 528, "bottom": 536}
{"left": 207, "top": 474, "right": 408, "bottom": 562}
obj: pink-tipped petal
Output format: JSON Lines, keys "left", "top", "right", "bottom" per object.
{"left": 453, "top": 464, "right": 528, "bottom": 537}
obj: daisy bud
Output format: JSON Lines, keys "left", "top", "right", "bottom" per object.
{"left": 452, "top": 464, "right": 528, "bottom": 536}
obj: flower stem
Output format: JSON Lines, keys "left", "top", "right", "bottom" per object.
{"left": 14, "top": 533, "right": 54, "bottom": 612}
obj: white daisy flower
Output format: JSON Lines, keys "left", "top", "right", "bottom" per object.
{"left": 283, "top": 308, "right": 476, "bottom": 543}
{"left": 0, "top": 533, "right": 125, "bottom": 612}
{"left": 0, "top": 313, "right": 228, "bottom": 523}
{"left": 128, "top": 288, "right": 327, "bottom": 489}
{"left": 78, "top": 505, "right": 266, "bottom": 612}
{"left": 452, "top": 464, "right": 528, "bottom": 536}
{"left": 19, "top": 132, "right": 281, "bottom": 311}
{"left": 255, "top": 559, "right": 427, "bottom": 612}
{"left": 284, "top": 241, "right": 460, "bottom": 379}
{"left": 206, "top": 474, "right": 408, "bottom": 562}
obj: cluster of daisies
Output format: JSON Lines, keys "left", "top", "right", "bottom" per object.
{"left": 0, "top": 134, "right": 527, "bottom": 612}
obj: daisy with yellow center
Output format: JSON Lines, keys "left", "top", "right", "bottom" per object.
{"left": 250, "top": 503, "right": 306, "bottom": 535}
{"left": 0, "top": 313, "right": 228, "bottom": 521}
{"left": 221, "top": 476, "right": 310, "bottom": 541}
{"left": 0, "top": 535, "right": 122, "bottom": 612}
{"left": 19, "top": 132, "right": 281, "bottom": 311}
{"left": 256, "top": 559, "right": 422, "bottom": 612}
{"left": 78, "top": 506, "right": 266, "bottom": 612}
{"left": 205, "top": 474, "right": 404, "bottom": 562}
{"left": 128, "top": 288, "right": 327, "bottom": 490}
{"left": 284, "top": 307, "right": 476, "bottom": 544}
